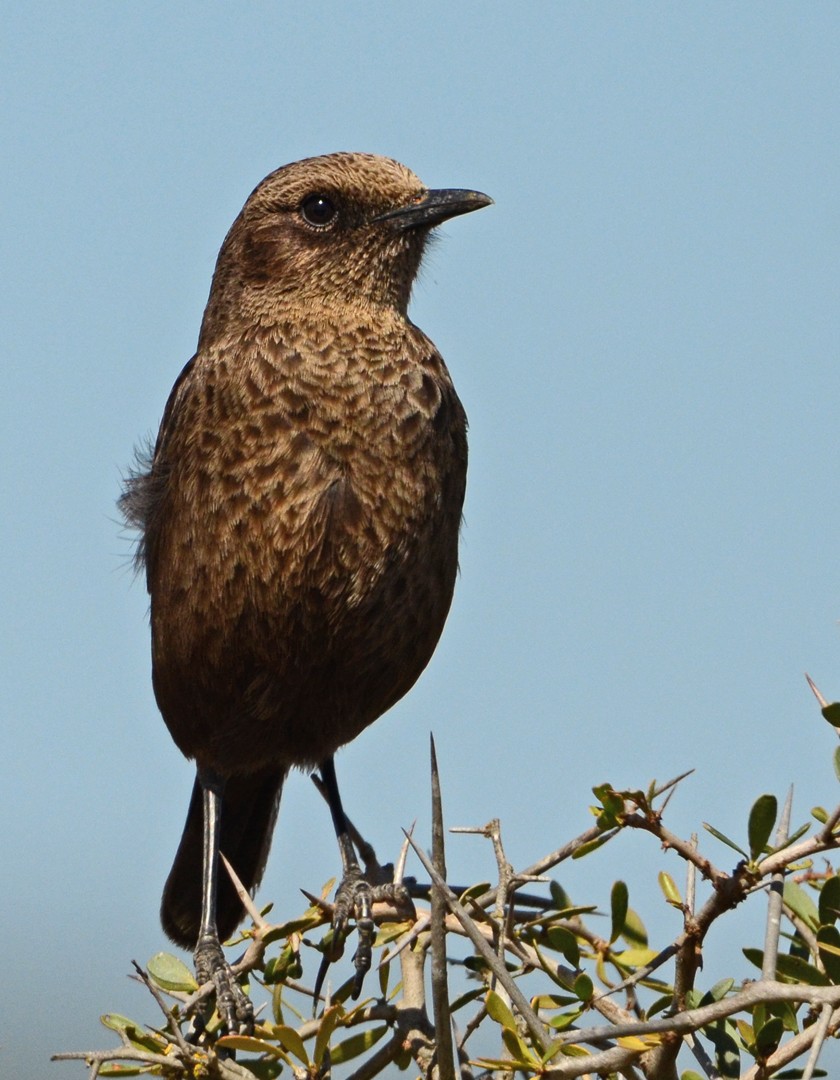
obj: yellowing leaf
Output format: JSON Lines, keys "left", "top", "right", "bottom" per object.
{"left": 486, "top": 990, "right": 517, "bottom": 1030}
{"left": 216, "top": 1035, "right": 285, "bottom": 1057}
{"left": 617, "top": 1033, "right": 661, "bottom": 1050}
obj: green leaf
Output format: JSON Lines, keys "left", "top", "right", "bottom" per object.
{"left": 647, "top": 993, "right": 675, "bottom": 1019}
{"left": 98, "top": 1067, "right": 147, "bottom": 1077}
{"left": 590, "top": 784, "right": 625, "bottom": 830}
{"left": 458, "top": 882, "right": 492, "bottom": 904}
{"left": 216, "top": 1035, "right": 285, "bottom": 1057}
{"left": 755, "top": 1016, "right": 783, "bottom": 1058}
{"left": 706, "top": 1018, "right": 740, "bottom": 1078}
{"left": 658, "top": 871, "right": 682, "bottom": 906}
{"left": 329, "top": 1025, "right": 388, "bottom": 1065}
{"left": 820, "top": 876, "right": 840, "bottom": 926}
{"left": 547, "top": 1010, "right": 580, "bottom": 1030}
{"left": 698, "top": 978, "right": 734, "bottom": 1006}
{"left": 486, "top": 990, "right": 517, "bottom": 1030}
{"left": 784, "top": 822, "right": 811, "bottom": 847}
{"left": 621, "top": 907, "right": 648, "bottom": 947}
{"left": 681, "top": 1072, "right": 706, "bottom": 1080}
{"left": 264, "top": 943, "right": 302, "bottom": 984}
{"left": 822, "top": 702, "right": 840, "bottom": 729}
{"left": 765, "top": 998, "right": 801, "bottom": 1033}
{"left": 532, "top": 992, "right": 579, "bottom": 1010}
{"left": 703, "top": 822, "right": 748, "bottom": 859}
{"left": 574, "top": 972, "right": 593, "bottom": 1002}
{"left": 100, "top": 1014, "right": 145, "bottom": 1033}
{"left": 775, "top": 953, "right": 830, "bottom": 985}
{"left": 610, "top": 880, "right": 629, "bottom": 943}
{"left": 544, "top": 925, "right": 580, "bottom": 966}
{"left": 572, "top": 831, "right": 615, "bottom": 858}
{"left": 540, "top": 1038, "right": 569, "bottom": 1066}
{"left": 748, "top": 794, "right": 777, "bottom": 861}
{"left": 549, "top": 880, "right": 572, "bottom": 909}
{"left": 99, "top": 1014, "right": 165, "bottom": 1055}
{"left": 614, "top": 947, "right": 657, "bottom": 968}
{"left": 373, "top": 920, "right": 413, "bottom": 946}
{"left": 449, "top": 987, "right": 484, "bottom": 1013}
{"left": 817, "top": 925, "right": 840, "bottom": 983}
{"left": 834, "top": 745, "right": 840, "bottom": 783}
{"left": 501, "top": 1026, "right": 536, "bottom": 1066}
{"left": 378, "top": 955, "right": 390, "bottom": 999}
{"left": 474, "top": 1058, "right": 531, "bottom": 1072}
{"left": 237, "top": 1061, "right": 283, "bottom": 1080}
{"left": 313, "top": 1004, "right": 344, "bottom": 1066}
{"left": 146, "top": 952, "right": 198, "bottom": 992}
{"left": 813, "top": 806, "right": 829, "bottom": 824}
{"left": 270, "top": 1024, "right": 309, "bottom": 1064}
{"left": 784, "top": 881, "right": 820, "bottom": 931}
{"left": 743, "top": 947, "right": 764, "bottom": 972}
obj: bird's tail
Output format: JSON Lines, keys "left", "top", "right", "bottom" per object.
{"left": 161, "top": 770, "right": 285, "bottom": 949}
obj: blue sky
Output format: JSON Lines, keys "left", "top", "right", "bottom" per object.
{"left": 4, "top": 4, "right": 840, "bottom": 1076}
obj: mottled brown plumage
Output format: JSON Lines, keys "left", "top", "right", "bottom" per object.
{"left": 121, "top": 152, "right": 490, "bottom": 1027}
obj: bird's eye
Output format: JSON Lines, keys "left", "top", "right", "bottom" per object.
{"left": 300, "top": 194, "right": 338, "bottom": 228}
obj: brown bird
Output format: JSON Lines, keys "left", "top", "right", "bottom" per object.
{"left": 120, "top": 151, "right": 491, "bottom": 1031}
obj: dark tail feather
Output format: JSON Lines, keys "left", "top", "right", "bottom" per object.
{"left": 161, "top": 770, "right": 285, "bottom": 949}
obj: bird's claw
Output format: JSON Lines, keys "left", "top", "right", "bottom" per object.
{"left": 193, "top": 935, "right": 254, "bottom": 1036}
{"left": 332, "top": 871, "right": 410, "bottom": 998}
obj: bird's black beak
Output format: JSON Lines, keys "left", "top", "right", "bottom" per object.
{"left": 375, "top": 188, "right": 493, "bottom": 231}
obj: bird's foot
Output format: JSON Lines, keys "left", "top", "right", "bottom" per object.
{"left": 193, "top": 934, "right": 254, "bottom": 1036}
{"left": 332, "top": 869, "right": 411, "bottom": 998}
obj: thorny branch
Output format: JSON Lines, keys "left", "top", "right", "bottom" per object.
{"left": 55, "top": 747, "right": 840, "bottom": 1080}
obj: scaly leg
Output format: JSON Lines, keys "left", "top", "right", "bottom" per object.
{"left": 318, "top": 757, "right": 407, "bottom": 997}
{"left": 192, "top": 768, "right": 254, "bottom": 1035}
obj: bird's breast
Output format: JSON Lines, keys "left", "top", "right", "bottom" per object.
{"left": 150, "top": 320, "right": 466, "bottom": 622}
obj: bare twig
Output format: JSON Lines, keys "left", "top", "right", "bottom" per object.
{"left": 130, "top": 959, "right": 192, "bottom": 1056}
{"left": 801, "top": 1001, "right": 833, "bottom": 1080}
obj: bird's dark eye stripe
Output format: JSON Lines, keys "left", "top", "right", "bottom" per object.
{"left": 300, "top": 194, "right": 338, "bottom": 227}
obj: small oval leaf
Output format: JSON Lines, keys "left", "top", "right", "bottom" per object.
{"left": 146, "top": 952, "right": 198, "bottom": 992}
{"left": 610, "top": 880, "right": 629, "bottom": 944}
{"left": 820, "top": 876, "right": 840, "bottom": 927}
{"left": 574, "top": 972, "right": 593, "bottom": 1002}
{"left": 822, "top": 702, "right": 840, "bottom": 729}
{"left": 486, "top": 989, "right": 517, "bottom": 1030}
{"left": 329, "top": 1025, "right": 388, "bottom": 1065}
{"left": 784, "top": 881, "right": 820, "bottom": 931}
{"left": 313, "top": 1004, "right": 344, "bottom": 1066}
{"left": 271, "top": 1024, "right": 309, "bottom": 1064}
{"left": 544, "top": 925, "right": 580, "bottom": 966}
{"left": 748, "top": 794, "right": 777, "bottom": 861}
{"left": 658, "top": 871, "right": 682, "bottom": 905}
{"left": 216, "top": 1035, "right": 284, "bottom": 1057}
{"left": 775, "top": 952, "right": 830, "bottom": 985}
{"left": 817, "top": 925, "right": 840, "bottom": 983}
{"left": 754, "top": 1015, "right": 783, "bottom": 1057}
{"left": 621, "top": 907, "right": 648, "bottom": 947}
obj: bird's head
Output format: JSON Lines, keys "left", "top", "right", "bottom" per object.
{"left": 199, "top": 152, "right": 491, "bottom": 343}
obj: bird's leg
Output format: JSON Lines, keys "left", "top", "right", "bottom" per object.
{"left": 192, "top": 767, "right": 254, "bottom": 1036}
{"left": 318, "top": 757, "right": 407, "bottom": 997}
